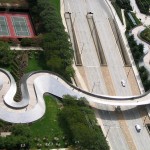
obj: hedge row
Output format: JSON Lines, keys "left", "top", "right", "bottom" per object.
{"left": 135, "top": 0, "right": 150, "bottom": 14}
{"left": 140, "top": 28, "right": 150, "bottom": 43}
{"left": 139, "top": 66, "right": 150, "bottom": 91}
{"left": 115, "top": 0, "right": 132, "bottom": 11}
{"left": 27, "top": 0, "right": 74, "bottom": 81}
{"left": 59, "top": 95, "right": 109, "bottom": 150}
{"left": 127, "top": 34, "right": 144, "bottom": 63}
{"left": 127, "top": 34, "right": 150, "bottom": 91}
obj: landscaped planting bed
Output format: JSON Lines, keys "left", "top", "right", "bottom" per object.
{"left": 140, "top": 28, "right": 150, "bottom": 43}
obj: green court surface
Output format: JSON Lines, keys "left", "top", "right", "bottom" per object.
{"left": 12, "top": 16, "right": 30, "bottom": 36}
{"left": 0, "top": 16, "right": 10, "bottom": 36}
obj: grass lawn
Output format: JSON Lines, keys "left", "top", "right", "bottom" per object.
{"left": 124, "top": 11, "right": 141, "bottom": 30}
{"left": 29, "top": 95, "right": 67, "bottom": 149}
{"left": 130, "top": 12, "right": 141, "bottom": 25}
{"left": 25, "top": 51, "right": 47, "bottom": 73}
{"left": 141, "top": 28, "right": 150, "bottom": 43}
{"left": 50, "top": 0, "right": 60, "bottom": 13}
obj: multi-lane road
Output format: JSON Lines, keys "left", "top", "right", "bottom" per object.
{"left": 63, "top": 0, "right": 150, "bottom": 149}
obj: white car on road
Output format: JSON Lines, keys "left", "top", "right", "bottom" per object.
{"left": 121, "top": 80, "right": 126, "bottom": 87}
{"left": 135, "top": 124, "right": 141, "bottom": 132}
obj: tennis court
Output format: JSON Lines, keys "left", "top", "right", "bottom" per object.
{"left": 11, "top": 16, "right": 30, "bottom": 36}
{"left": 0, "top": 16, "right": 10, "bottom": 36}
{"left": 0, "top": 12, "right": 34, "bottom": 38}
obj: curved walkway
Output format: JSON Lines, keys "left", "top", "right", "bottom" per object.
{"left": 131, "top": 26, "right": 150, "bottom": 73}
{"left": 0, "top": 69, "right": 150, "bottom": 123}
{"left": 130, "top": 0, "right": 150, "bottom": 72}
{"left": 130, "top": 0, "right": 150, "bottom": 26}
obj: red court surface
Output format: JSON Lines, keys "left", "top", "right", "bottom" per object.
{"left": 0, "top": 12, "right": 35, "bottom": 38}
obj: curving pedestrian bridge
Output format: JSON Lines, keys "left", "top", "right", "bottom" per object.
{"left": 0, "top": 68, "right": 150, "bottom": 123}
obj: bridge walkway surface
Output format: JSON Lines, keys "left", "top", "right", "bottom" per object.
{"left": 0, "top": 69, "right": 150, "bottom": 123}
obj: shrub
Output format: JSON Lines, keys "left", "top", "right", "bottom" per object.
{"left": 135, "top": 0, "right": 150, "bottom": 14}
{"left": 27, "top": 0, "right": 74, "bottom": 81}
{"left": 140, "top": 28, "right": 150, "bottom": 43}
{"left": 59, "top": 95, "right": 109, "bottom": 150}
{"left": 116, "top": 0, "right": 132, "bottom": 11}
{"left": 20, "top": 38, "right": 32, "bottom": 46}
{"left": 0, "top": 38, "right": 20, "bottom": 46}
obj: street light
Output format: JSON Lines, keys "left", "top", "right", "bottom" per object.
{"left": 105, "top": 126, "right": 111, "bottom": 138}
{"left": 91, "top": 81, "right": 100, "bottom": 93}
{"left": 80, "top": 43, "right": 84, "bottom": 54}
{"left": 104, "top": 124, "right": 118, "bottom": 139}
{"left": 72, "top": 13, "right": 76, "bottom": 26}
{"left": 127, "top": 66, "right": 132, "bottom": 78}
{"left": 125, "top": 66, "right": 132, "bottom": 84}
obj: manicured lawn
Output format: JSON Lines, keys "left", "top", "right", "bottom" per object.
{"left": 25, "top": 53, "right": 42, "bottom": 73}
{"left": 124, "top": 11, "right": 141, "bottom": 30}
{"left": 30, "top": 95, "right": 67, "bottom": 149}
{"left": 130, "top": 12, "right": 141, "bottom": 25}
{"left": 25, "top": 52, "right": 47, "bottom": 73}
{"left": 51, "top": 0, "right": 60, "bottom": 13}
{"left": 141, "top": 28, "right": 150, "bottom": 43}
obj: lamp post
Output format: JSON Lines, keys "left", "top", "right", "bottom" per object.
{"left": 73, "top": 13, "right": 76, "bottom": 26}
{"left": 104, "top": 124, "right": 117, "bottom": 139}
{"left": 105, "top": 126, "right": 111, "bottom": 139}
{"left": 127, "top": 66, "right": 132, "bottom": 78}
{"left": 91, "top": 81, "right": 100, "bottom": 93}
{"left": 80, "top": 43, "right": 84, "bottom": 54}
{"left": 125, "top": 66, "right": 132, "bottom": 84}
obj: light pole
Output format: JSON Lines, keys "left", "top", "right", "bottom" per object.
{"left": 91, "top": 82, "right": 96, "bottom": 93}
{"left": 105, "top": 126, "right": 111, "bottom": 139}
{"left": 127, "top": 66, "right": 132, "bottom": 78}
{"left": 72, "top": 13, "right": 76, "bottom": 26}
{"left": 80, "top": 43, "right": 84, "bottom": 54}
{"left": 125, "top": 66, "right": 132, "bottom": 84}
{"left": 91, "top": 81, "right": 100, "bottom": 93}
{"left": 104, "top": 124, "right": 117, "bottom": 139}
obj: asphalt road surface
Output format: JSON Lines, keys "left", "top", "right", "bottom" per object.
{"left": 63, "top": 0, "right": 150, "bottom": 149}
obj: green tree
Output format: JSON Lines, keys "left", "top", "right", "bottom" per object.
{"left": 21, "top": 38, "right": 32, "bottom": 46}
{"left": 59, "top": 96, "right": 109, "bottom": 150}
{"left": 46, "top": 56, "right": 63, "bottom": 72}
{"left": 0, "top": 41, "right": 14, "bottom": 67}
{"left": 11, "top": 124, "right": 31, "bottom": 138}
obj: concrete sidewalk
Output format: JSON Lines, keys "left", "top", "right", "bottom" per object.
{"left": 130, "top": 0, "right": 150, "bottom": 26}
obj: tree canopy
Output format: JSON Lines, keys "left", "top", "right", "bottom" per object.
{"left": 0, "top": 41, "right": 14, "bottom": 67}
{"left": 27, "top": 0, "right": 74, "bottom": 81}
{"left": 59, "top": 95, "right": 109, "bottom": 150}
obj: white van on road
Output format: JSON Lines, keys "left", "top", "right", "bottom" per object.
{"left": 135, "top": 124, "right": 141, "bottom": 132}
